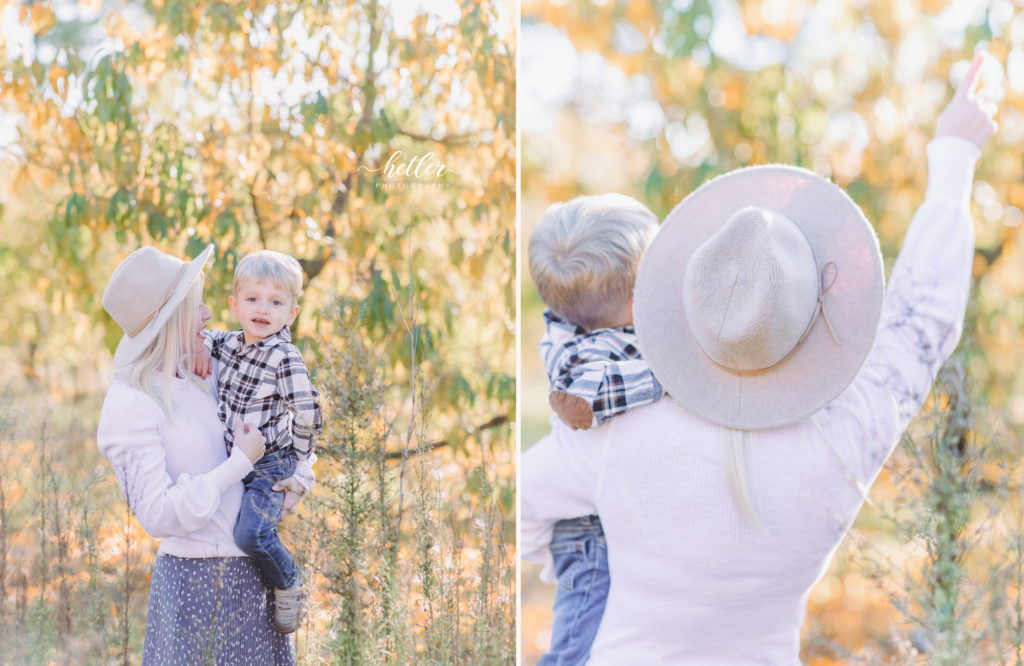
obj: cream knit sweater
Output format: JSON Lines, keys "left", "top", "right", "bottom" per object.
{"left": 522, "top": 137, "right": 980, "bottom": 664}
{"left": 98, "top": 372, "right": 253, "bottom": 558}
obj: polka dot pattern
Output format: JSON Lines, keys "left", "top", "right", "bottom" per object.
{"left": 142, "top": 555, "right": 294, "bottom": 665}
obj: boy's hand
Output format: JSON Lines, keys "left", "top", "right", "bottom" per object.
{"left": 549, "top": 390, "right": 594, "bottom": 430}
{"left": 273, "top": 476, "right": 307, "bottom": 521}
{"left": 190, "top": 349, "right": 214, "bottom": 378}
{"left": 936, "top": 51, "right": 999, "bottom": 149}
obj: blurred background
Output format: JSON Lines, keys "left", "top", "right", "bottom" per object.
{"left": 0, "top": 0, "right": 514, "bottom": 663}
{"left": 521, "top": 0, "right": 1024, "bottom": 664}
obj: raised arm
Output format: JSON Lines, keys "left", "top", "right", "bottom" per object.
{"left": 828, "top": 53, "right": 997, "bottom": 482}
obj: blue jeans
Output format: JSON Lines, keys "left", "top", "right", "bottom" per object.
{"left": 233, "top": 449, "right": 299, "bottom": 590}
{"left": 539, "top": 515, "right": 608, "bottom": 666}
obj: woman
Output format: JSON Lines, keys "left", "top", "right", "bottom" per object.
{"left": 97, "top": 244, "right": 306, "bottom": 664}
{"left": 521, "top": 54, "right": 998, "bottom": 663}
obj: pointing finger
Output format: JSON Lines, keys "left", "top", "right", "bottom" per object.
{"left": 956, "top": 52, "right": 986, "bottom": 99}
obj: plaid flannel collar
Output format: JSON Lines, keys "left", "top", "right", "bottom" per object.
{"left": 545, "top": 310, "right": 638, "bottom": 341}
{"left": 225, "top": 326, "right": 293, "bottom": 355}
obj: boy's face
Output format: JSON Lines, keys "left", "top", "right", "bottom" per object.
{"left": 229, "top": 279, "right": 299, "bottom": 345}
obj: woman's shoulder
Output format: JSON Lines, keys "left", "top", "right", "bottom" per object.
{"left": 100, "top": 380, "right": 165, "bottom": 426}
{"left": 97, "top": 381, "right": 169, "bottom": 457}
{"left": 103, "top": 379, "right": 160, "bottom": 407}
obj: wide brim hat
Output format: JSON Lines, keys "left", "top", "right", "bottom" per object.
{"left": 102, "top": 244, "right": 214, "bottom": 367}
{"left": 633, "top": 165, "right": 884, "bottom": 430}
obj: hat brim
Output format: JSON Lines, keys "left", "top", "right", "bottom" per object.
{"left": 634, "top": 165, "right": 884, "bottom": 430}
{"left": 112, "top": 244, "right": 215, "bottom": 367}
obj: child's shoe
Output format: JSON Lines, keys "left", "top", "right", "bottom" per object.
{"left": 273, "top": 581, "right": 305, "bottom": 633}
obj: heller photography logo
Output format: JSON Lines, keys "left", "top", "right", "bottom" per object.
{"left": 358, "top": 150, "right": 462, "bottom": 190}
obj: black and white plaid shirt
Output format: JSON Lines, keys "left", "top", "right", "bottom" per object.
{"left": 205, "top": 327, "right": 322, "bottom": 460}
{"left": 540, "top": 310, "right": 664, "bottom": 428}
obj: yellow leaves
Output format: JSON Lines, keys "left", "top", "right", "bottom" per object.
{"left": 719, "top": 74, "right": 746, "bottom": 111}
{"left": 1008, "top": 182, "right": 1024, "bottom": 209}
{"left": 48, "top": 65, "right": 68, "bottom": 98}
{"left": 20, "top": 3, "right": 56, "bottom": 35}
{"left": 105, "top": 11, "right": 140, "bottom": 46}
{"left": 148, "top": 59, "right": 167, "bottom": 82}
{"left": 142, "top": 25, "right": 172, "bottom": 61}
{"left": 623, "top": 1, "right": 657, "bottom": 37}
{"left": 295, "top": 169, "right": 314, "bottom": 196}
{"left": 740, "top": 0, "right": 803, "bottom": 41}
{"left": 249, "top": 133, "right": 272, "bottom": 162}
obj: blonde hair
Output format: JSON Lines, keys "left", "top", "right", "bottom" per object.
{"left": 725, "top": 429, "right": 767, "bottom": 533}
{"left": 233, "top": 250, "right": 303, "bottom": 302}
{"left": 117, "top": 276, "right": 208, "bottom": 415}
{"left": 528, "top": 194, "right": 658, "bottom": 330}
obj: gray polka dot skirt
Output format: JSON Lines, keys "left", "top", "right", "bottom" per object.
{"left": 142, "top": 555, "right": 294, "bottom": 665}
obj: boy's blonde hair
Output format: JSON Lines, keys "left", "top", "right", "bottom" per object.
{"left": 233, "top": 250, "right": 304, "bottom": 302}
{"left": 528, "top": 194, "right": 658, "bottom": 330}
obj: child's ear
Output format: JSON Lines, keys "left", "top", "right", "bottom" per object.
{"left": 287, "top": 303, "right": 300, "bottom": 325}
{"left": 228, "top": 295, "right": 238, "bottom": 317}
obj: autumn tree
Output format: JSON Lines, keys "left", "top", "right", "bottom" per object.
{"left": 0, "top": 0, "right": 514, "bottom": 662}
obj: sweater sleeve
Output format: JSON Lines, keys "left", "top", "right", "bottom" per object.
{"left": 97, "top": 383, "right": 253, "bottom": 539}
{"left": 521, "top": 419, "right": 606, "bottom": 580}
{"left": 824, "top": 137, "right": 980, "bottom": 485}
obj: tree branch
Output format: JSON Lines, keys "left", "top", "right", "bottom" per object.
{"left": 384, "top": 414, "right": 510, "bottom": 460}
{"left": 248, "top": 183, "right": 268, "bottom": 249}
{"left": 394, "top": 127, "right": 481, "bottom": 146}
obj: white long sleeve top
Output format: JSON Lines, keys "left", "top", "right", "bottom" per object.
{"left": 521, "top": 137, "right": 980, "bottom": 664}
{"left": 98, "top": 371, "right": 254, "bottom": 558}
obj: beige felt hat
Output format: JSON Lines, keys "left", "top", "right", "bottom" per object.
{"left": 102, "top": 244, "right": 214, "bottom": 367}
{"left": 633, "top": 165, "right": 884, "bottom": 430}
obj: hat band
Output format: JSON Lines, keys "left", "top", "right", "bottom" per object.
{"left": 126, "top": 262, "right": 190, "bottom": 338}
{"left": 699, "top": 261, "right": 842, "bottom": 377}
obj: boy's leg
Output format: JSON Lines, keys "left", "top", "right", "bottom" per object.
{"left": 538, "top": 515, "right": 609, "bottom": 666}
{"left": 234, "top": 450, "right": 300, "bottom": 590}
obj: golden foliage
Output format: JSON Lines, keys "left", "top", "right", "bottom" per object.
{"left": 522, "top": 0, "right": 1024, "bottom": 661}
{"left": 0, "top": 0, "right": 514, "bottom": 661}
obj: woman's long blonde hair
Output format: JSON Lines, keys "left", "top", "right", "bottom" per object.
{"left": 115, "top": 274, "right": 209, "bottom": 414}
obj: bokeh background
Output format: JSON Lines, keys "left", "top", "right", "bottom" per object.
{"left": 521, "top": 0, "right": 1024, "bottom": 664}
{"left": 0, "top": 0, "right": 514, "bottom": 663}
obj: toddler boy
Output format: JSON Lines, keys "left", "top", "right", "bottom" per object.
{"left": 527, "top": 193, "right": 664, "bottom": 664}
{"left": 202, "top": 250, "right": 322, "bottom": 634}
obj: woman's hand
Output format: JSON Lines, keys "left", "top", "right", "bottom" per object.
{"left": 272, "top": 476, "right": 308, "bottom": 521}
{"left": 232, "top": 418, "right": 266, "bottom": 464}
{"left": 936, "top": 51, "right": 999, "bottom": 149}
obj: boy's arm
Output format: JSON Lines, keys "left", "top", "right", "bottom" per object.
{"left": 202, "top": 328, "right": 231, "bottom": 360}
{"left": 189, "top": 329, "right": 233, "bottom": 378}
{"left": 539, "top": 309, "right": 586, "bottom": 383}
{"left": 275, "top": 348, "right": 322, "bottom": 461}
{"left": 550, "top": 357, "right": 664, "bottom": 429}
